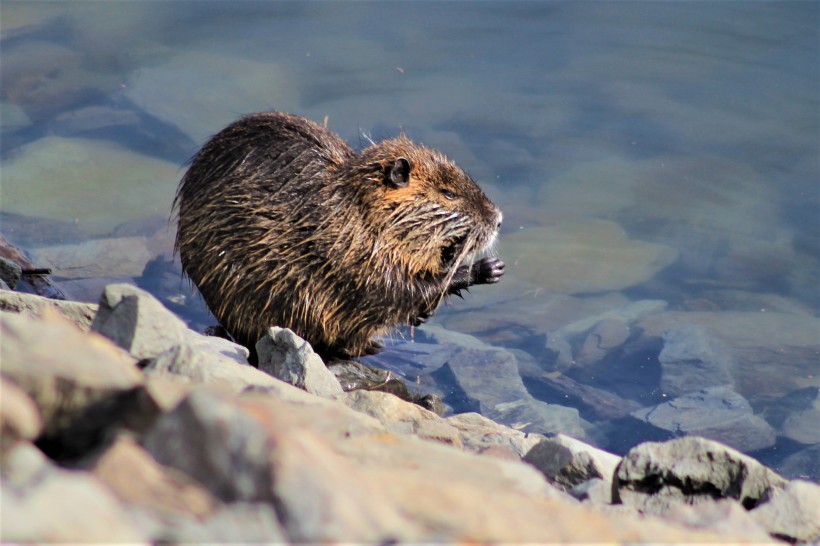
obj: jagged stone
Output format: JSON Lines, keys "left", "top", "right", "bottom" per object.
{"left": 613, "top": 436, "right": 788, "bottom": 511}
{"left": 256, "top": 327, "right": 343, "bottom": 398}
{"left": 0, "top": 257, "right": 22, "bottom": 289}
{"left": 91, "top": 283, "right": 188, "bottom": 360}
{"left": 524, "top": 434, "right": 621, "bottom": 492}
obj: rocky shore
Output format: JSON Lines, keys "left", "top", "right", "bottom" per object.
{"left": 1, "top": 284, "right": 818, "bottom": 543}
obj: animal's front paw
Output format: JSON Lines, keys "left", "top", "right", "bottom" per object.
{"left": 473, "top": 257, "right": 505, "bottom": 285}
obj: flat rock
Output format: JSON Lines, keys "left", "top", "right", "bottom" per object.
{"left": 92, "top": 283, "right": 189, "bottom": 360}
{"left": 445, "top": 412, "right": 544, "bottom": 457}
{"left": 613, "top": 436, "right": 788, "bottom": 511}
{"left": 630, "top": 386, "right": 776, "bottom": 452}
{"left": 750, "top": 479, "right": 820, "bottom": 543}
{"left": 502, "top": 220, "right": 677, "bottom": 295}
{"left": 1, "top": 308, "right": 142, "bottom": 456}
{"left": 0, "top": 289, "right": 97, "bottom": 331}
{"left": 524, "top": 434, "right": 621, "bottom": 493}
{"left": 30, "top": 236, "right": 152, "bottom": 279}
{"left": 124, "top": 50, "right": 299, "bottom": 142}
{"left": 658, "top": 323, "right": 735, "bottom": 396}
{"left": 1, "top": 136, "right": 179, "bottom": 236}
{"left": 342, "top": 390, "right": 462, "bottom": 448}
{"left": 256, "top": 327, "right": 343, "bottom": 398}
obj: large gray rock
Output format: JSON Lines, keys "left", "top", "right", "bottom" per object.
{"left": 630, "top": 386, "right": 776, "bottom": 452}
{"left": 1, "top": 308, "right": 143, "bottom": 456}
{"left": 613, "top": 437, "right": 788, "bottom": 511}
{"left": 778, "top": 443, "right": 820, "bottom": 481}
{"left": 91, "top": 283, "right": 188, "bottom": 360}
{"left": 750, "top": 480, "right": 820, "bottom": 543}
{"left": 524, "top": 434, "right": 621, "bottom": 493}
{"left": 256, "top": 327, "right": 343, "bottom": 398}
{"left": 30, "top": 236, "right": 152, "bottom": 279}
{"left": 779, "top": 388, "right": 820, "bottom": 445}
{"left": 658, "top": 324, "right": 735, "bottom": 396}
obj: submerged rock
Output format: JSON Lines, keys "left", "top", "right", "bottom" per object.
{"left": 630, "top": 386, "right": 776, "bottom": 452}
{"left": 658, "top": 323, "right": 735, "bottom": 396}
{"left": 1, "top": 136, "right": 179, "bottom": 236}
{"left": 502, "top": 220, "right": 678, "bottom": 295}
{"left": 30, "top": 236, "right": 152, "bottom": 280}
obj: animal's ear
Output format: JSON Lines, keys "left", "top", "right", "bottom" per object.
{"left": 388, "top": 157, "right": 411, "bottom": 188}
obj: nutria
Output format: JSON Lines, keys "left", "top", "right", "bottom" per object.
{"left": 174, "top": 112, "right": 504, "bottom": 359}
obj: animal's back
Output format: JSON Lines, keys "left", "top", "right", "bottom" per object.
{"left": 175, "top": 112, "right": 356, "bottom": 353}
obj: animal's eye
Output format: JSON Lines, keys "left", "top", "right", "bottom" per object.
{"left": 440, "top": 189, "right": 457, "bottom": 200}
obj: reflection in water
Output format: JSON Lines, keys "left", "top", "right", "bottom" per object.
{"left": 1, "top": 1, "right": 818, "bottom": 478}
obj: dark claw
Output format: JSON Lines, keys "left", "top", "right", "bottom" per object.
{"left": 473, "top": 257, "right": 505, "bottom": 285}
{"left": 362, "top": 340, "right": 384, "bottom": 356}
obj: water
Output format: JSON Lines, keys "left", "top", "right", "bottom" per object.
{"left": 1, "top": 2, "right": 818, "bottom": 477}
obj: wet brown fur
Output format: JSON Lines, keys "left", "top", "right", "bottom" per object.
{"left": 174, "top": 112, "right": 502, "bottom": 358}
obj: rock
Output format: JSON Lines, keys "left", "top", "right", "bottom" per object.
{"left": 569, "top": 478, "right": 613, "bottom": 505}
{"left": 1, "top": 444, "right": 147, "bottom": 543}
{"left": 0, "top": 136, "right": 179, "bottom": 236}
{"left": 342, "top": 390, "right": 462, "bottom": 447}
{"left": 91, "top": 435, "right": 217, "bottom": 519}
{"left": 419, "top": 327, "right": 602, "bottom": 443}
{"left": 575, "top": 317, "right": 632, "bottom": 367}
{"left": 0, "top": 289, "right": 97, "bottom": 330}
{"left": 30, "top": 236, "right": 152, "bottom": 279}
{"left": 145, "top": 342, "right": 292, "bottom": 394}
{"left": 658, "top": 324, "right": 735, "bottom": 396}
{"left": 445, "top": 412, "right": 543, "bottom": 457}
{"left": 655, "top": 498, "right": 772, "bottom": 542}
{"left": 613, "top": 436, "right": 788, "bottom": 511}
{"left": 1, "top": 308, "right": 143, "bottom": 458}
{"left": 524, "top": 434, "right": 621, "bottom": 493}
{"left": 630, "top": 386, "right": 776, "bottom": 452}
{"left": 636, "top": 310, "right": 820, "bottom": 405}
{"left": 779, "top": 388, "right": 820, "bottom": 445}
{"left": 124, "top": 50, "right": 299, "bottom": 142}
{"left": 92, "top": 283, "right": 189, "bottom": 360}
{"left": 0, "top": 257, "right": 22, "bottom": 289}
{"left": 256, "top": 327, "right": 343, "bottom": 398}
{"left": 0, "top": 377, "right": 42, "bottom": 452}
{"left": 778, "top": 443, "right": 820, "bottom": 481}
{"left": 162, "top": 502, "right": 286, "bottom": 543}
{"left": 501, "top": 220, "right": 678, "bottom": 295}
{"left": 750, "top": 479, "right": 820, "bottom": 543}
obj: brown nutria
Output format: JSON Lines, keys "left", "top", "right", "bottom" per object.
{"left": 174, "top": 111, "right": 504, "bottom": 360}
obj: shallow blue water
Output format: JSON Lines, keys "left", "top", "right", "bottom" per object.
{"left": 1, "top": 1, "right": 818, "bottom": 476}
